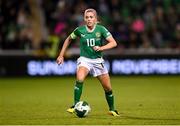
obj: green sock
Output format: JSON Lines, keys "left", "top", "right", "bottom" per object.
{"left": 74, "top": 81, "right": 83, "bottom": 105}
{"left": 105, "top": 90, "right": 114, "bottom": 111}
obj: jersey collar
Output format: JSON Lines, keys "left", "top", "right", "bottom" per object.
{"left": 85, "top": 24, "right": 96, "bottom": 33}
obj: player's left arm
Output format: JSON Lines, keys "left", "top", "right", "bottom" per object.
{"left": 94, "top": 36, "right": 117, "bottom": 51}
{"left": 102, "top": 36, "right": 117, "bottom": 51}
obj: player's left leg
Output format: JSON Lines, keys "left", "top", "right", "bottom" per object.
{"left": 67, "top": 66, "right": 89, "bottom": 114}
{"left": 97, "top": 74, "right": 119, "bottom": 116}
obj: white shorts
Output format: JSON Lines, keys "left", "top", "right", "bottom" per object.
{"left": 77, "top": 56, "right": 108, "bottom": 77}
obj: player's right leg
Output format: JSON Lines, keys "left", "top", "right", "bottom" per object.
{"left": 67, "top": 66, "right": 89, "bottom": 113}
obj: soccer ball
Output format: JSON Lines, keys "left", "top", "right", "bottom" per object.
{"left": 74, "top": 101, "right": 91, "bottom": 118}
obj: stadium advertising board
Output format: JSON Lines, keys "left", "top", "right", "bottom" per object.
{"left": 0, "top": 56, "right": 180, "bottom": 76}
{"left": 27, "top": 59, "right": 180, "bottom": 76}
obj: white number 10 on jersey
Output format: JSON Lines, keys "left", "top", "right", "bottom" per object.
{"left": 86, "top": 38, "right": 95, "bottom": 47}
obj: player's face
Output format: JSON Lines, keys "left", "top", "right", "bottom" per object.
{"left": 84, "top": 12, "right": 97, "bottom": 28}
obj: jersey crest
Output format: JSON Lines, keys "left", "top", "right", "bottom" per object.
{"left": 95, "top": 32, "right": 101, "bottom": 38}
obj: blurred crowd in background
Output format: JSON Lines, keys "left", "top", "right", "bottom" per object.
{"left": 0, "top": 0, "right": 179, "bottom": 57}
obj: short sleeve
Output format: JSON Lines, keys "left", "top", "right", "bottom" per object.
{"left": 101, "top": 26, "right": 112, "bottom": 39}
{"left": 70, "top": 27, "right": 79, "bottom": 39}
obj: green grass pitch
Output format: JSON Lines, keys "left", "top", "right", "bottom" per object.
{"left": 0, "top": 76, "right": 180, "bottom": 125}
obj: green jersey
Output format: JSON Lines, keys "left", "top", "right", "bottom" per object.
{"left": 70, "top": 24, "right": 111, "bottom": 59}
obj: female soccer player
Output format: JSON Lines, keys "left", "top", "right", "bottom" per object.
{"left": 56, "top": 8, "right": 119, "bottom": 116}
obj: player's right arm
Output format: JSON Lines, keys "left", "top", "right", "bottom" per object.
{"left": 56, "top": 28, "right": 79, "bottom": 65}
{"left": 56, "top": 36, "right": 72, "bottom": 65}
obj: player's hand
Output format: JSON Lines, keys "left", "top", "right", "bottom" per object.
{"left": 56, "top": 55, "right": 64, "bottom": 65}
{"left": 93, "top": 46, "right": 101, "bottom": 52}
